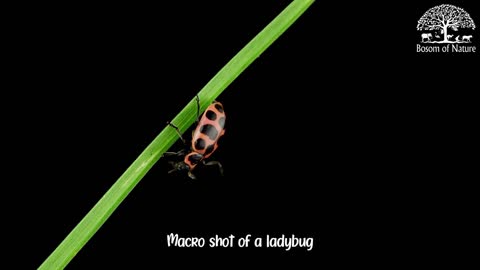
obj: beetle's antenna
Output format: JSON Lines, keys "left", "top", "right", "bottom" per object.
{"left": 167, "top": 161, "right": 177, "bottom": 174}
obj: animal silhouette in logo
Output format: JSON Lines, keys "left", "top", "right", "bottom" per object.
{"left": 421, "top": 33, "right": 432, "bottom": 42}
{"left": 462, "top": 35, "right": 473, "bottom": 42}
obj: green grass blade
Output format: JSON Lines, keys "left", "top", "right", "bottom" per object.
{"left": 39, "top": 1, "right": 314, "bottom": 269}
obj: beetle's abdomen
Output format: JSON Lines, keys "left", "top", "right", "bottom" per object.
{"left": 192, "top": 102, "right": 226, "bottom": 159}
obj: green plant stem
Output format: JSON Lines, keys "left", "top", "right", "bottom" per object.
{"left": 39, "top": 1, "right": 314, "bottom": 269}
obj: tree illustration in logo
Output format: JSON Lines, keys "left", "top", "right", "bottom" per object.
{"left": 417, "top": 4, "right": 475, "bottom": 43}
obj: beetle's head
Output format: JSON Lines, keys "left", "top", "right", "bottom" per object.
{"left": 168, "top": 152, "right": 203, "bottom": 180}
{"left": 168, "top": 161, "right": 190, "bottom": 174}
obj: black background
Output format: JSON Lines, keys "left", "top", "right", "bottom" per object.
{"left": 7, "top": 0, "right": 476, "bottom": 269}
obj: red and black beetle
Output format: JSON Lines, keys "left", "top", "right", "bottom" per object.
{"left": 164, "top": 96, "right": 226, "bottom": 179}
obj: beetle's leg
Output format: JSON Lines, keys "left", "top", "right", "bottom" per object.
{"left": 195, "top": 95, "right": 200, "bottom": 124}
{"left": 163, "top": 152, "right": 178, "bottom": 157}
{"left": 190, "top": 95, "right": 200, "bottom": 139}
{"left": 166, "top": 121, "right": 187, "bottom": 145}
{"left": 203, "top": 160, "right": 224, "bottom": 176}
{"left": 190, "top": 97, "right": 200, "bottom": 137}
{"left": 187, "top": 171, "right": 197, "bottom": 180}
{"left": 162, "top": 149, "right": 186, "bottom": 158}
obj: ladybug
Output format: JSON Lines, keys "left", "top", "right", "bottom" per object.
{"left": 164, "top": 96, "right": 226, "bottom": 179}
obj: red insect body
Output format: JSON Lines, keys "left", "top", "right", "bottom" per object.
{"left": 165, "top": 99, "right": 226, "bottom": 179}
{"left": 184, "top": 102, "right": 226, "bottom": 170}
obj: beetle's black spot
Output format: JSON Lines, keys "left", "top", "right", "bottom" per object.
{"left": 206, "top": 110, "right": 217, "bottom": 121}
{"left": 214, "top": 103, "right": 224, "bottom": 113}
{"left": 218, "top": 117, "right": 225, "bottom": 129}
{"left": 194, "top": 138, "right": 206, "bottom": 150}
{"left": 204, "top": 144, "right": 215, "bottom": 156}
{"left": 200, "top": 124, "right": 218, "bottom": 140}
{"left": 188, "top": 153, "right": 202, "bottom": 165}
